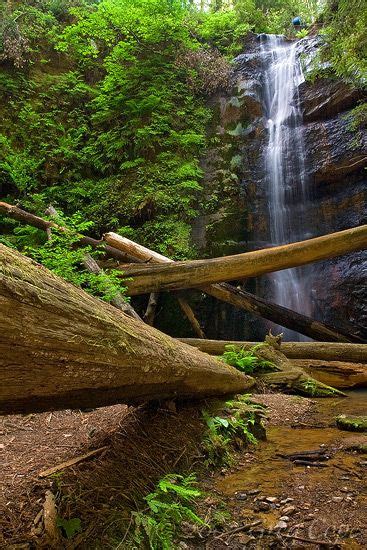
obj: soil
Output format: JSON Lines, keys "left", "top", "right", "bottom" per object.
{"left": 1, "top": 392, "right": 366, "bottom": 549}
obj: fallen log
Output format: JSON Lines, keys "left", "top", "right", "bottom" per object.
{"left": 104, "top": 225, "right": 367, "bottom": 294}
{"left": 294, "top": 359, "right": 367, "bottom": 388}
{"left": 179, "top": 339, "right": 367, "bottom": 364}
{"left": 0, "top": 245, "right": 253, "bottom": 415}
{"left": 247, "top": 341, "right": 345, "bottom": 397}
{"left": 106, "top": 235, "right": 360, "bottom": 343}
{"left": 0, "top": 201, "right": 137, "bottom": 263}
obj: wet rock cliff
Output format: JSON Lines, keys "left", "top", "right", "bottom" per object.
{"left": 193, "top": 34, "right": 366, "bottom": 341}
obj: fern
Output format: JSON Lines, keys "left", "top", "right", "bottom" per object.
{"left": 222, "top": 344, "right": 275, "bottom": 374}
{"left": 130, "top": 474, "right": 205, "bottom": 549}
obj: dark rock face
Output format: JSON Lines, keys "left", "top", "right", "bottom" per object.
{"left": 300, "top": 79, "right": 363, "bottom": 122}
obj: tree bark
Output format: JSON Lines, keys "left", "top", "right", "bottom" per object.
{"left": 0, "top": 202, "right": 137, "bottom": 263}
{"left": 0, "top": 245, "right": 253, "bottom": 415}
{"left": 178, "top": 338, "right": 367, "bottom": 363}
{"left": 107, "top": 237, "right": 362, "bottom": 343}
{"left": 104, "top": 225, "right": 367, "bottom": 294}
{"left": 143, "top": 292, "right": 159, "bottom": 325}
{"left": 82, "top": 253, "right": 142, "bottom": 321}
{"left": 293, "top": 359, "right": 367, "bottom": 389}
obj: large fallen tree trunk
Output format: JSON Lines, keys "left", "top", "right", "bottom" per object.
{"left": 105, "top": 234, "right": 363, "bottom": 343}
{"left": 0, "top": 245, "right": 253, "bottom": 415}
{"left": 105, "top": 225, "right": 367, "bottom": 294}
{"left": 179, "top": 338, "right": 367, "bottom": 363}
{"left": 293, "top": 360, "right": 367, "bottom": 389}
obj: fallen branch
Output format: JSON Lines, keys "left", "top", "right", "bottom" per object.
{"left": 39, "top": 446, "right": 109, "bottom": 478}
{"left": 106, "top": 235, "right": 364, "bottom": 343}
{"left": 106, "top": 225, "right": 367, "bottom": 294}
{"left": 178, "top": 339, "right": 367, "bottom": 363}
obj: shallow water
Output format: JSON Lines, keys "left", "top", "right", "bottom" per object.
{"left": 216, "top": 390, "right": 367, "bottom": 496}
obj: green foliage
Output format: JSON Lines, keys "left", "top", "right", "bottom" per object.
{"left": 131, "top": 473, "right": 205, "bottom": 550}
{"left": 56, "top": 517, "right": 82, "bottom": 539}
{"left": 202, "top": 395, "right": 265, "bottom": 466}
{"left": 323, "top": 0, "right": 367, "bottom": 86}
{"left": 221, "top": 343, "right": 275, "bottom": 374}
{"left": 2, "top": 210, "right": 128, "bottom": 302}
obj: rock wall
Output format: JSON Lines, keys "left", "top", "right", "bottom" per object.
{"left": 194, "top": 34, "right": 367, "bottom": 341}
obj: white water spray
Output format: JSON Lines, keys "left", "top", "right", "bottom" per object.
{"left": 260, "top": 35, "right": 312, "bottom": 340}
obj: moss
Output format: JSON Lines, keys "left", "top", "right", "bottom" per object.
{"left": 336, "top": 415, "right": 367, "bottom": 433}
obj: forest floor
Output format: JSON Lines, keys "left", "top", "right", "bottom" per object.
{"left": 1, "top": 393, "right": 366, "bottom": 549}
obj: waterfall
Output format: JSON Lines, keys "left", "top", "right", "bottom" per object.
{"left": 260, "top": 34, "right": 312, "bottom": 340}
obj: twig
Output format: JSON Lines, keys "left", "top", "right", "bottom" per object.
{"left": 39, "top": 446, "right": 108, "bottom": 478}
{"left": 283, "top": 533, "right": 341, "bottom": 548}
{"left": 214, "top": 520, "right": 262, "bottom": 540}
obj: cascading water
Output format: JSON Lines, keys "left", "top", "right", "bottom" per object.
{"left": 260, "top": 34, "right": 312, "bottom": 340}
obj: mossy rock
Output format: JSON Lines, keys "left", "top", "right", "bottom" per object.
{"left": 336, "top": 415, "right": 367, "bottom": 432}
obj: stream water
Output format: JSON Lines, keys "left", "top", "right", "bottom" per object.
{"left": 260, "top": 35, "right": 313, "bottom": 341}
{"left": 216, "top": 390, "right": 367, "bottom": 544}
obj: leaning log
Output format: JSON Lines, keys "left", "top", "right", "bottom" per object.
{"left": 105, "top": 225, "right": 367, "bottom": 294}
{"left": 293, "top": 360, "right": 367, "bottom": 389}
{"left": 178, "top": 339, "right": 367, "bottom": 364}
{"left": 0, "top": 245, "right": 253, "bottom": 415}
{"left": 106, "top": 235, "right": 362, "bottom": 343}
{"left": 0, "top": 201, "right": 137, "bottom": 263}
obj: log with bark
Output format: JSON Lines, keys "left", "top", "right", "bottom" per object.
{"left": 106, "top": 235, "right": 363, "bottom": 343}
{"left": 0, "top": 201, "right": 137, "bottom": 263}
{"left": 0, "top": 245, "right": 253, "bottom": 415}
{"left": 293, "top": 359, "right": 367, "bottom": 389}
{"left": 105, "top": 225, "right": 367, "bottom": 294}
{"left": 179, "top": 339, "right": 367, "bottom": 364}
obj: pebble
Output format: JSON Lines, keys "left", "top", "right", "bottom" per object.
{"left": 360, "top": 461, "right": 367, "bottom": 467}
{"left": 331, "top": 496, "right": 343, "bottom": 503}
{"left": 280, "top": 498, "right": 294, "bottom": 504}
{"left": 280, "top": 516, "right": 289, "bottom": 521}
{"left": 256, "top": 501, "right": 271, "bottom": 512}
{"left": 248, "top": 488, "right": 261, "bottom": 495}
{"left": 266, "top": 496, "right": 278, "bottom": 503}
{"left": 235, "top": 492, "right": 247, "bottom": 501}
{"left": 274, "top": 521, "right": 288, "bottom": 530}
{"left": 340, "top": 487, "right": 350, "bottom": 493}
{"left": 282, "top": 505, "right": 296, "bottom": 515}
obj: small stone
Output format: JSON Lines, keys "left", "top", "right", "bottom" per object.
{"left": 275, "top": 521, "right": 288, "bottom": 530}
{"left": 306, "top": 514, "right": 315, "bottom": 520}
{"left": 282, "top": 505, "right": 296, "bottom": 515}
{"left": 235, "top": 492, "right": 247, "bottom": 501}
{"left": 331, "top": 496, "right": 343, "bottom": 503}
{"left": 280, "top": 516, "right": 289, "bottom": 521}
{"left": 266, "top": 497, "right": 278, "bottom": 503}
{"left": 340, "top": 487, "right": 350, "bottom": 493}
{"left": 280, "top": 498, "right": 294, "bottom": 505}
{"left": 298, "top": 485, "right": 305, "bottom": 490}
{"left": 248, "top": 488, "right": 261, "bottom": 495}
{"left": 360, "top": 461, "right": 367, "bottom": 467}
{"left": 256, "top": 501, "right": 271, "bottom": 512}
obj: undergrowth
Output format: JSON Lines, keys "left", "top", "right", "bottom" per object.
{"left": 221, "top": 343, "right": 275, "bottom": 374}
{"left": 130, "top": 473, "right": 206, "bottom": 550}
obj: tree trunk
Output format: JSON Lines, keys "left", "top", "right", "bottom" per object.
{"left": 143, "top": 292, "right": 159, "bottom": 325}
{"left": 106, "top": 236, "right": 362, "bottom": 343}
{"left": 0, "top": 245, "right": 253, "bottom": 415}
{"left": 0, "top": 202, "right": 137, "bottom": 263}
{"left": 178, "top": 338, "right": 367, "bottom": 363}
{"left": 201, "top": 283, "right": 364, "bottom": 343}
{"left": 104, "top": 225, "right": 367, "bottom": 294}
{"left": 82, "top": 253, "right": 141, "bottom": 321}
{"left": 293, "top": 360, "right": 367, "bottom": 389}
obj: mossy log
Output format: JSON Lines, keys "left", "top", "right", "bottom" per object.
{"left": 249, "top": 341, "right": 346, "bottom": 397}
{"left": 106, "top": 225, "right": 367, "bottom": 294}
{"left": 179, "top": 339, "right": 367, "bottom": 364}
{"left": 336, "top": 415, "right": 367, "bottom": 432}
{"left": 294, "top": 359, "right": 367, "bottom": 389}
{"left": 0, "top": 245, "right": 254, "bottom": 415}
